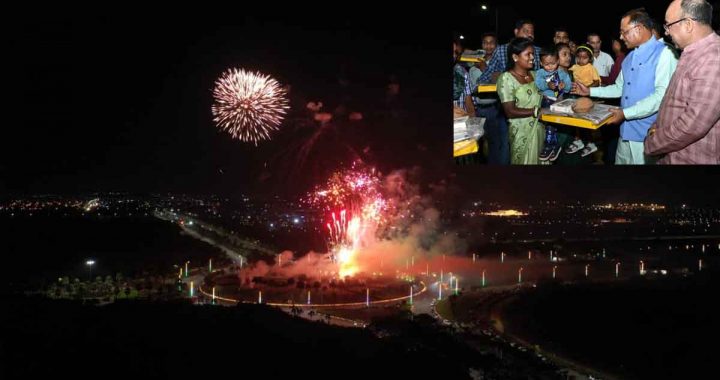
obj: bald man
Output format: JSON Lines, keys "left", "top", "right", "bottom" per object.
{"left": 644, "top": 0, "right": 720, "bottom": 164}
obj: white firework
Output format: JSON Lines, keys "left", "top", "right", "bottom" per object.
{"left": 211, "top": 68, "right": 289, "bottom": 144}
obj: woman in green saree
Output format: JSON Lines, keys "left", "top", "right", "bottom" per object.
{"left": 497, "top": 38, "right": 545, "bottom": 165}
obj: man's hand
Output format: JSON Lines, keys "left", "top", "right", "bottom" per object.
{"left": 571, "top": 82, "right": 590, "bottom": 96}
{"left": 491, "top": 72, "right": 501, "bottom": 84}
{"left": 454, "top": 106, "right": 468, "bottom": 118}
{"left": 647, "top": 122, "right": 657, "bottom": 137}
{"left": 607, "top": 107, "right": 625, "bottom": 124}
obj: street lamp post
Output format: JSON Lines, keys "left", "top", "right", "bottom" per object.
{"left": 480, "top": 4, "right": 500, "bottom": 36}
{"left": 491, "top": 5, "right": 500, "bottom": 36}
{"left": 518, "top": 267, "right": 523, "bottom": 284}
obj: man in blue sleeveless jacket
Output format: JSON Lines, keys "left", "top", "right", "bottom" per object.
{"left": 572, "top": 8, "right": 678, "bottom": 164}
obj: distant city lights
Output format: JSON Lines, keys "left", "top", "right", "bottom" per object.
{"left": 484, "top": 209, "right": 528, "bottom": 217}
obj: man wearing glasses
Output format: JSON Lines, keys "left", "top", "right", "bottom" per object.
{"left": 644, "top": 0, "right": 720, "bottom": 164}
{"left": 572, "top": 8, "right": 678, "bottom": 165}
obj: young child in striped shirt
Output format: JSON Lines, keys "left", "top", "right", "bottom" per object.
{"left": 536, "top": 46, "right": 572, "bottom": 161}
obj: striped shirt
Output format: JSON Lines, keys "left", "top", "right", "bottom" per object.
{"left": 453, "top": 63, "right": 473, "bottom": 111}
{"left": 644, "top": 32, "right": 720, "bottom": 164}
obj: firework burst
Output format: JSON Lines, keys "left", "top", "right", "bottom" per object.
{"left": 211, "top": 68, "right": 289, "bottom": 144}
{"left": 307, "top": 162, "right": 386, "bottom": 216}
{"left": 325, "top": 210, "right": 362, "bottom": 277}
{"left": 308, "top": 162, "right": 392, "bottom": 277}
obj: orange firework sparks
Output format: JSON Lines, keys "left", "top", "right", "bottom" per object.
{"left": 326, "top": 211, "right": 363, "bottom": 277}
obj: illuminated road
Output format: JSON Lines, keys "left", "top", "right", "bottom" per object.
{"left": 197, "top": 281, "right": 427, "bottom": 309}
{"left": 195, "top": 281, "right": 427, "bottom": 328}
{"left": 409, "top": 278, "right": 441, "bottom": 316}
{"left": 154, "top": 209, "right": 274, "bottom": 266}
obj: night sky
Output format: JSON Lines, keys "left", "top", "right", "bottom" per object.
{"left": 458, "top": 1, "right": 720, "bottom": 47}
{"left": 5, "top": 3, "right": 720, "bottom": 203}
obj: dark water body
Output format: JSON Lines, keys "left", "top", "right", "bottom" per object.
{"left": 1, "top": 215, "right": 222, "bottom": 290}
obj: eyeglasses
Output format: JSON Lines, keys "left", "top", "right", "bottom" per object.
{"left": 664, "top": 17, "right": 695, "bottom": 31}
{"left": 619, "top": 24, "right": 640, "bottom": 37}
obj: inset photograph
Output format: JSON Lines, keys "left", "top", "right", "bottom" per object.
{"left": 454, "top": 1, "right": 719, "bottom": 165}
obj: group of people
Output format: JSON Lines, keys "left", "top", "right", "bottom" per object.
{"left": 454, "top": 0, "right": 719, "bottom": 165}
